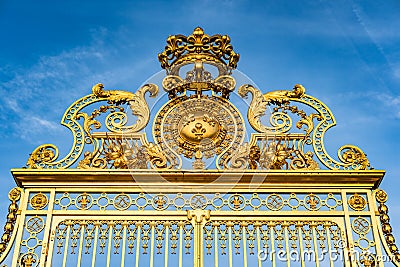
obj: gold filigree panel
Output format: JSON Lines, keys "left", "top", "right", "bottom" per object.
{"left": 52, "top": 192, "right": 343, "bottom": 212}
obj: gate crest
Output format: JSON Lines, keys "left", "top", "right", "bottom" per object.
{"left": 1, "top": 27, "right": 399, "bottom": 267}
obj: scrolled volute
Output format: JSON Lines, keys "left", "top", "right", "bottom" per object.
{"left": 337, "top": 145, "right": 370, "bottom": 170}
{"left": 26, "top": 144, "right": 59, "bottom": 169}
{"left": 92, "top": 83, "right": 159, "bottom": 133}
{"left": 239, "top": 84, "right": 304, "bottom": 133}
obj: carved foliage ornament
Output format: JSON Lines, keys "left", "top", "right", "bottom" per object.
{"left": 26, "top": 83, "right": 158, "bottom": 169}
{"left": 158, "top": 27, "right": 240, "bottom": 71}
{"left": 238, "top": 82, "right": 371, "bottom": 170}
{"left": 24, "top": 27, "right": 372, "bottom": 171}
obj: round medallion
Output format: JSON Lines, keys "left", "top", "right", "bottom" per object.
{"left": 113, "top": 194, "right": 132, "bottom": 210}
{"left": 348, "top": 193, "right": 367, "bottom": 211}
{"left": 26, "top": 216, "right": 45, "bottom": 233}
{"left": 30, "top": 193, "right": 48, "bottom": 210}
{"left": 153, "top": 95, "right": 245, "bottom": 167}
{"left": 190, "top": 194, "right": 208, "bottom": 209}
{"left": 352, "top": 217, "right": 370, "bottom": 235}
{"left": 266, "top": 194, "right": 284, "bottom": 211}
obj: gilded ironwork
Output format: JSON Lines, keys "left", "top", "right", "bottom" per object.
{"left": 239, "top": 82, "right": 371, "bottom": 170}
{"left": 348, "top": 193, "right": 367, "bottom": 211}
{"left": 26, "top": 82, "right": 157, "bottom": 169}
{"left": 375, "top": 189, "right": 400, "bottom": 264}
{"left": 158, "top": 27, "right": 239, "bottom": 72}
{"left": 154, "top": 94, "right": 245, "bottom": 169}
{"left": 0, "top": 188, "right": 22, "bottom": 258}
{"left": 1, "top": 27, "right": 399, "bottom": 267}
{"left": 20, "top": 27, "right": 373, "bottom": 171}
{"left": 29, "top": 193, "right": 48, "bottom": 210}
{"left": 51, "top": 191, "right": 344, "bottom": 212}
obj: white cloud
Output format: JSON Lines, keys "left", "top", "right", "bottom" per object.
{"left": 0, "top": 27, "right": 157, "bottom": 144}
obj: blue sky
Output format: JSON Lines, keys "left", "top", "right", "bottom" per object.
{"left": 1, "top": 0, "right": 400, "bottom": 250}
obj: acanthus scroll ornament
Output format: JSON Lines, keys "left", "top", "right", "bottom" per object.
{"left": 26, "top": 144, "right": 58, "bottom": 169}
{"left": 91, "top": 83, "right": 159, "bottom": 133}
{"left": 26, "top": 83, "right": 157, "bottom": 169}
{"left": 238, "top": 84, "right": 305, "bottom": 133}
{"left": 338, "top": 145, "right": 370, "bottom": 170}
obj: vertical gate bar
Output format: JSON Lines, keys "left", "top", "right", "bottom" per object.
{"left": 367, "top": 191, "right": 385, "bottom": 267}
{"left": 150, "top": 222, "right": 155, "bottom": 267}
{"left": 40, "top": 189, "right": 56, "bottom": 267}
{"left": 297, "top": 226, "right": 305, "bottom": 267}
{"left": 194, "top": 219, "right": 205, "bottom": 267}
{"left": 228, "top": 224, "right": 233, "bottom": 267}
{"left": 135, "top": 224, "right": 142, "bottom": 267}
{"left": 164, "top": 224, "right": 169, "bottom": 267}
{"left": 341, "top": 191, "right": 355, "bottom": 267}
{"left": 45, "top": 217, "right": 60, "bottom": 267}
{"left": 311, "top": 224, "right": 320, "bottom": 267}
{"left": 91, "top": 222, "right": 100, "bottom": 267}
{"left": 256, "top": 224, "right": 261, "bottom": 267}
{"left": 214, "top": 225, "right": 218, "bottom": 267}
{"left": 325, "top": 225, "right": 334, "bottom": 267}
{"left": 242, "top": 224, "right": 248, "bottom": 267}
{"left": 121, "top": 222, "right": 127, "bottom": 267}
{"left": 11, "top": 188, "right": 29, "bottom": 267}
{"left": 76, "top": 223, "right": 86, "bottom": 267}
{"left": 62, "top": 223, "right": 71, "bottom": 267}
{"left": 270, "top": 225, "right": 276, "bottom": 267}
{"left": 200, "top": 224, "right": 203, "bottom": 267}
{"left": 178, "top": 223, "right": 183, "bottom": 267}
{"left": 284, "top": 224, "right": 290, "bottom": 267}
{"left": 106, "top": 223, "right": 114, "bottom": 267}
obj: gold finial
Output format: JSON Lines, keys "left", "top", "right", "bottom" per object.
{"left": 158, "top": 27, "right": 240, "bottom": 71}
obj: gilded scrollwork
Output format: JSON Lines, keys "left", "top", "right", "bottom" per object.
{"left": 338, "top": 145, "right": 370, "bottom": 170}
{"left": 162, "top": 62, "right": 236, "bottom": 99}
{"left": 92, "top": 83, "right": 158, "bottom": 133}
{"left": 274, "top": 105, "right": 322, "bottom": 137}
{"left": 78, "top": 137, "right": 149, "bottom": 170}
{"left": 75, "top": 105, "right": 124, "bottom": 142}
{"left": 258, "top": 138, "right": 294, "bottom": 169}
{"left": 224, "top": 143, "right": 250, "bottom": 169}
{"left": 27, "top": 83, "right": 157, "bottom": 169}
{"left": 263, "top": 84, "right": 305, "bottom": 105}
{"left": 24, "top": 27, "right": 373, "bottom": 171}
{"left": 239, "top": 80, "right": 371, "bottom": 170}
{"left": 231, "top": 136, "right": 319, "bottom": 171}
{"left": 290, "top": 150, "right": 319, "bottom": 170}
{"left": 77, "top": 150, "right": 107, "bottom": 169}
{"left": 238, "top": 84, "right": 297, "bottom": 133}
{"left": 26, "top": 144, "right": 58, "bottom": 169}
{"left": 145, "top": 142, "right": 169, "bottom": 169}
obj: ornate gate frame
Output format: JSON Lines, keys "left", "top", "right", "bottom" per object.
{"left": 0, "top": 27, "right": 399, "bottom": 267}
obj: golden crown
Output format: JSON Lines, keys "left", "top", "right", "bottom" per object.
{"left": 158, "top": 27, "right": 240, "bottom": 72}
